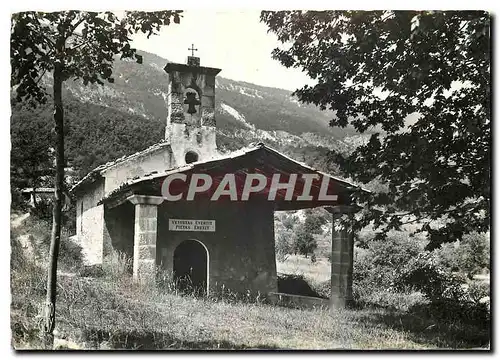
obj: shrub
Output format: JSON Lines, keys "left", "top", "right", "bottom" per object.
{"left": 350, "top": 230, "right": 429, "bottom": 309}
{"left": 312, "top": 279, "right": 331, "bottom": 299}
{"left": 11, "top": 189, "right": 30, "bottom": 213}
{"left": 353, "top": 231, "right": 424, "bottom": 293}
{"left": 79, "top": 265, "right": 105, "bottom": 278}
{"left": 468, "top": 280, "right": 490, "bottom": 303}
{"left": 396, "top": 252, "right": 490, "bottom": 326}
{"left": 455, "top": 232, "right": 490, "bottom": 279}
{"left": 102, "top": 250, "right": 132, "bottom": 280}
{"left": 396, "top": 252, "right": 453, "bottom": 299}
{"left": 275, "top": 231, "right": 294, "bottom": 262}
{"left": 11, "top": 230, "right": 26, "bottom": 272}
{"left": 29, "top": 198, "right": 53, "bottom": 221}
{"left": 433, "top": 232, "right": 490, "bottom": 279}
{"left": 59, "top": 234, "right": 84, "bottom": 272}
{"left": 21, "top": 215, "right": 83, "bottom": 272}
{"left": 11, "top": 235, "right": 47, "bottom": 349}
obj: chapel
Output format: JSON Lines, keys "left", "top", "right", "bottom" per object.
{"left": 71, "top": 52, "right": 362, "bottom": 308}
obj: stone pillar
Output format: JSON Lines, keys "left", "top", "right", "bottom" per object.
{"left": 329, "top": 205, "right": 356, "bottom": 309}
{"left": 128, "top": 195, "right": 164, "bottom": 282}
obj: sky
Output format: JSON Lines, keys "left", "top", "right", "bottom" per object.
{"left": 131, "top": 10, "right": 316, "bottom": 91}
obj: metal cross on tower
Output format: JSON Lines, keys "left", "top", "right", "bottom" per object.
{"left": 188, "top": 44, "right": 198, "bottom": 57}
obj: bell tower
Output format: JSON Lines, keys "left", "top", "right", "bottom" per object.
{"left": 164, "top": 45, "right": 221, "bottom": 166}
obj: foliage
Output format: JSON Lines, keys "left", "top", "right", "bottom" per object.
{"left": 11, "top": 10, "right": 182, "bottom": 340}
{"left": 11, "top": 11, "right": 182, "bottom": 105}
{"left": 293, "top": 229, "right": 318, "bottom": 258}
{"left": 275, "top": 209, "right": 330, "bottom": 260}
{"left": 11, "top": 260, "right": 490, "bottom": 350}
{"left": 396, "top": 252, "right": 461, "bottom": 300}
{"left": 20, "top": 215, "right": 83, "bottom": 272}
{"left": 11, "top": 92, "right": 165, "bottom": 179}
{"left": 454, "top": 232, "right": 490, "bottom": 278}
{"left": 274, "top": 212, "right": 298, "bottom": 261}
{"left": 10, "top": 101, "right": 53, "bottom": 192}
{"left": 433, "top": 232, "right": 490, "bottom": 278}
{"left": 352, "top": 231, "right": 425, "bottom": 311}
{"left": 353, "top": 230, "right": 425, "bottom": 294}
{"left": 396, "top": 252, "right": 490, "bottom": 326}
{"left": 349, "top": 227, "right": 490, "bottom": 336}
{"left": 10, "top": 11, "right": 182, "bottom": 182}
{"left": 433, "top": 241, "right": 460, "bottom": 272}
{"left": 11, "top": 214, "right": 490, "bottom": 349}
{"left": 294, "top": 210, "right": 327, "bottom": 258}
{"left": 29, "top": 198, "right": 53, "bottom": 221}
{"left": 261, "top": 10, "right": 491, "bottom": 249}
{"left": 352, "top": 229, "right": 446, "bottom": 310}
{"left": 302, "top": 208, "right": 328, "bottom": 233}
{"left": 275, "top": 231, "right": 294, "bottom": 262}
{"left": 102, "top": 250, "right": 132, "bottom": 279}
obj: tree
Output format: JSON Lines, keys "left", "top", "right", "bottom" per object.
{"left": 293, "top": 229, "right": 317, "bottom": 258}
{"left": 455, "top": 232, "right": 490, "bottom": 279}
{"left": 276, "top": 231, "right": 294, "bottom": 262}
{"left": 292, "top": 212, "right": 324, "bottom": 258}
{"left": 302, "top": 209, "right": 327, "bottom": 234}
{"left": 261, "top": 11, "right": 490, "bottom": 250}
{"left": 10, "top": 10, "right": 182, "bottom": 347}
{"left": 10, "top": 101, "right": 53, "bottom": 209}
{"left": 274, "top": 212, "right": 298, "bottom": 261}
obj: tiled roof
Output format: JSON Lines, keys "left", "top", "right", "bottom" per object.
{"left": 98, "top": 142, "right": 368, "bottom": 205}
{"left": 70, "top": 141, "right": 172, "bottom": 193}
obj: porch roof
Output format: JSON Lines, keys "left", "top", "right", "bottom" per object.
{"left": 98, "top": 142, "right": 369, "bottom": 211}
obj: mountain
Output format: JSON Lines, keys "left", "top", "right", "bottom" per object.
{"left": 11, "top": 50, "right": 367, "bottom": 182}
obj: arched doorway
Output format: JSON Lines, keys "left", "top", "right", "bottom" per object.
{"left": 173, "top": 240, "right": 208, "bottom": 295}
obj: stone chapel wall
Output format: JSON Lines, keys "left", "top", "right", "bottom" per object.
{"left": 103, "top": 145, "right": 173, "bottom": 194}
{"left": 156, "top": 200, "right": 277, "bottom": 295}
{"left": 77, "top": 180, "right": 105, "bottom": 265}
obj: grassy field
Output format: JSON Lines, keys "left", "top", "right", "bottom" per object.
{"left": 10, "top": 213, "right": 490, "bottom": 350}
{"left": 277, "top": 254, "right": 330, "bottom": 283}
{"left": 12, "top": 273, "right": 485, "bottom": 350}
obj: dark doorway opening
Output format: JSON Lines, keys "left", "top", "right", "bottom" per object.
{"left": 173, "top": 240, "right": 208, "bottom": 295}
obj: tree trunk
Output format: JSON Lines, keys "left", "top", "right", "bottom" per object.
{"left": 43, "top": 58, "right": 64, "bottom": 349}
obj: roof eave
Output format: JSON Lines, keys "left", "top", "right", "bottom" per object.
{"left": 98, "top": 142, "right": 369, "bottom": 204}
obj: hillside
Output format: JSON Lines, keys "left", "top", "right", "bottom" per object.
{"left": 11, "top": 50, "right": 367, "bottom": 181}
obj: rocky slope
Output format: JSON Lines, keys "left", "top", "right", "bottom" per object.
{"left": 12, "top": 50, "right": 369, "bottom": 180}
{"left": 62, "top": 50, "right": 362, "bottom": 146}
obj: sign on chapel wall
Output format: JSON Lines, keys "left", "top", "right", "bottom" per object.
{"left": 169, "top": 219, "right": 216, "bottom": 232}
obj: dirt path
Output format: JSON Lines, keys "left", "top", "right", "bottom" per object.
{"left": 11, "top": 213, "right": 37, "bottom": 259}
{"left": 11, "top": 212, "right": 30, "bottom": 229}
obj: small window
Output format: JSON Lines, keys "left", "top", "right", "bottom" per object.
{"left": 185, "top": 151, "right": 199, "bottom": 164}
